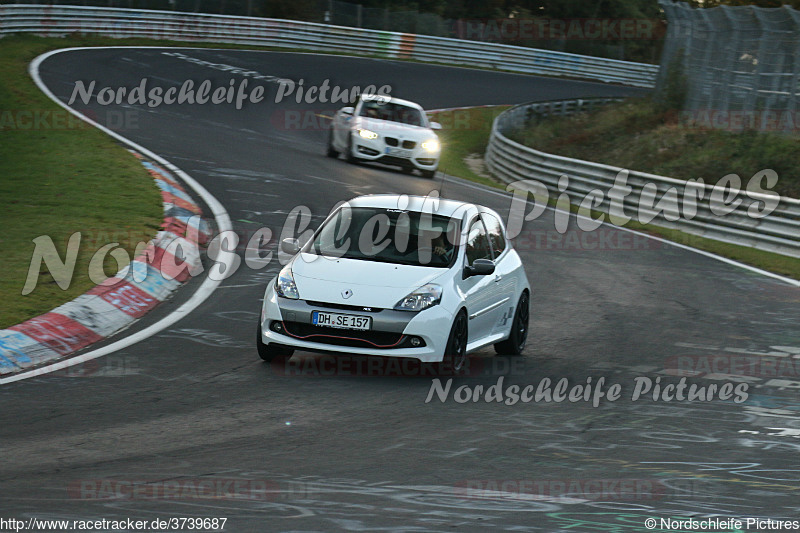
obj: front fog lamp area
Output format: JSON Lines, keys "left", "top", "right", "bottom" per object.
{"left": 358, "top": 129, "right": 379, "bottom": 140}
{"left": 394, "top": 283, "right": 442, "bottom": 312}
{"left": 275, "top": 265, "right": 300, "bottom": 299}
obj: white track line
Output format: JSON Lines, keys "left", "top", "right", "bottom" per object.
{"left": 0, "top": 47, "right": 234, "bottom": 385}
{"left": 425, "top": 110, "right": 798, "bottom": 287}
{"left": 443, "top": 172, "right": 800, "bottom": 287}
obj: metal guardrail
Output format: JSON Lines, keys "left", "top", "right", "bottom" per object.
{"left": 0, "top": 4, "right": 659, "bottom": 88}
{"left": 485, "top": 99, "right": 800, "bottom": 258}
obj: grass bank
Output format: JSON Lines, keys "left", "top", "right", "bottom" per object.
{"left": 507, "top": 97, "right": 800, "bottom": 199}
{"left": 0, "top": 35, "right": 166, "bottom": 328}
{"left": 432, "top": 101, "right": 800, "bottom": 281}
{"left": 432, "top": 106, "right": 510, "bottom": 189}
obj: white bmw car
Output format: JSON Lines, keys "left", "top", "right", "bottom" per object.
{"left": 327, "top": 95, "right": 442, "bottom": 178}
{"left": 258, "top": 194, "right": 531, "bottom": 370}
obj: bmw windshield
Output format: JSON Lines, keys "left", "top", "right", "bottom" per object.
{"left": 359, "top": 101, "right": 424, "bottom": 127}
{"left": 308, "top": 206, "right": 459, "bottom": 268}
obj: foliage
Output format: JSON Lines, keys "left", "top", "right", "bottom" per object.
{"left": 507, "top": 97, "right": 800, "bottom": 199}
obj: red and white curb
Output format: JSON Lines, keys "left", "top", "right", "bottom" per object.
{"left": 0, "top": 151, "right": 211, "bottom": 376}
{"left": 0, "top": 46, "right": 232, "bottom": 385}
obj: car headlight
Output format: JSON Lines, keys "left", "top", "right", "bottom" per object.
{"left": 421, "top": 139, "right": 440, "bottom": 152}
{"left": 358, "top": 129, "right": 379, "bottom": 140}
{"left": 394, "top": 283, "right": 442, "bottom": 312}
{"left": 275, "top": 265, "right": 300, "bottom": 299}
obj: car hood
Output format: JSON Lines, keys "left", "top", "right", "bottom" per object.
{"left": 291, "top": 253, "right": 446, "bottom": 307}
{"left": 355, "top": 117, "right": 435, "bottom": 140}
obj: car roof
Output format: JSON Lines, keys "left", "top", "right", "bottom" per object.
{"left": 345, "top": 194, "right": 495, "bottom": 221}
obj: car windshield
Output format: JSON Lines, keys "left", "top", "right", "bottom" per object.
{"left": 309, "top": 206, "right": 458, "bottom": 267}
{"left": 358, "top": 101, "right": 424, "bottom": 126}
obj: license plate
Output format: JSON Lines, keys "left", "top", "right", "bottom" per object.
{"left": 312, "top": 311, "right": 372, "bottom": 330}
{"left": 385, "top": 147, "right": 411, "bottom": 158}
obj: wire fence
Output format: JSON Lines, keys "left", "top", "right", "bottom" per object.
{"left": 658, "top": 0, "right": 800, "bottom": 134}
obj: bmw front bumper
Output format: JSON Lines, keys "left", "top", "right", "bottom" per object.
{"left": 351, "top": 133, "right": 439, "bottom": 172}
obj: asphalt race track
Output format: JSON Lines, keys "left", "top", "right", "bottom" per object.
{"left": 2, "top": 48, "right": 800, "bottom": 532}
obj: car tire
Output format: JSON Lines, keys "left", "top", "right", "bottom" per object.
{"left": 494, "top": 291, "right": 529, "bottom": 356}
{"left": 421, "top": 168, "right": 437, "bottom": 179}
{"left": 345, "top": 133, "right": 359, "bottom": 164}
{"left": 257, "top": 323, "right": 294, "bottom": 362}
{"left": 442, "top": 310, "right": 468, "bottom": 372}
{"left": 326, "top": 130, "right": 339, "bottom": 158}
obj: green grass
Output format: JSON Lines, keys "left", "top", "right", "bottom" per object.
{"left": 0, "top": 35, "right": 165, "bottom": 328}
{"left": 508, "top": 97, "right": 800, "bottom": 199}
{"left": 432, "top": 106, "right": 510, "bottom": 189}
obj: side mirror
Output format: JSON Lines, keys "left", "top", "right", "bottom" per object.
{"left": 463, "top": 258, "right": 495, "bottom": 279}
{"left": 281, "top": 238, "right": 301, "bottom": 255}
{"left": 340, "top": 107, "right": 354, "bottom": 116}
{"left": 430, "top": 121, "right": 442, "bottom": 130}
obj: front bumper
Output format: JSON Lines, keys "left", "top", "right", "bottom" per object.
{"left": 352, "top": 134, "right": 439, "bottom": 171}
{"left": 260, "top": 281, "right": 451, "bottom": 362}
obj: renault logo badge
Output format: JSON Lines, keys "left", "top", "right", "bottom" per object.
{"left": 342, "top": 289, "right": 353, "bottom": 299}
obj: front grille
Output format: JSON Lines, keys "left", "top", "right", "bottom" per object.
{"left": 402, "top": 140, "right": 416, "bottom": 149}
{"left": 385, "top": 137, "right": 399, "bottom": 146}
{"left": 280, "top": 321, "right": 407, "bottom": 349}
{"left": 306, "top": 301, "right": 383, "bottom": 313}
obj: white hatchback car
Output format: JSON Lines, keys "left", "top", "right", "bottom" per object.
{"left": 258, "top": 194, "right": 531, "bottom": 369}
{"left": 327, "top": 95, "right": 441, "bottom": 178}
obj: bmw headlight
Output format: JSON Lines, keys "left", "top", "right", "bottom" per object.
{"left": 358, "top": 129, "right": 379, "bottom": 140}
{"left": 394, "top": 283, "right": 442, "bottom": 312}
{"left": 421, "top": 138, "right": 440, "bottom": 152}
{"left": 275, "top": 265, "right": 300, "bottom": 299}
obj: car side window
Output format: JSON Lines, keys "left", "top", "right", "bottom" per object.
{"left": 481, "top": 213, "right": 506, "bottom": 258}
{"left": 465, "top": 218, "right": 492, "bottom": 265}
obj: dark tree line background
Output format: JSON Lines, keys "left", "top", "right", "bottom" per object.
{"left": 265, "top": 0, "right": 800, "bottom": 21}
{"left": 266, "top": 0, "right": 800, "bottom": 20}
